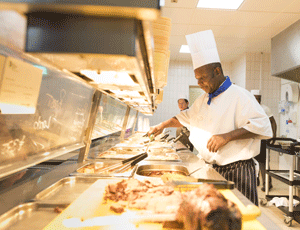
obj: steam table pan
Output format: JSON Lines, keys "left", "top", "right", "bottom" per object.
{"left": 33, "top": 176, "right": 99, "bottom": 204}
{"left": 0, "top": 202, "right": 68, "bottom": 230}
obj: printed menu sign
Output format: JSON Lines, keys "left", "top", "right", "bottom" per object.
{"left": 0, "top": 55, "right": 43, "bottom": 114}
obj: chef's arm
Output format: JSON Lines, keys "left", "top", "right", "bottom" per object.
{"left": 207, "top": 128, "right": 258, "bottom": 152}
{"left": 148, "top": 117, "right": 183, "bottom": 137}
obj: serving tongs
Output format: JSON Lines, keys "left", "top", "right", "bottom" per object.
{"left": 113, "top": 152, "right": 148, "bottom": 173}
{"left": 94, "top": 152, "right": 148, "bottom": 174}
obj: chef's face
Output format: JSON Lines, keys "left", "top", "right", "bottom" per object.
{"left": 194, "top": 64, "right": 220, "bottom": 94}
{"left": 178, "top": 99, "right": 189, "bottom": 111}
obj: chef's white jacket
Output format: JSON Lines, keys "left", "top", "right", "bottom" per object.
{"left": 176, "top": 84, "right": 272, "bottom": 166}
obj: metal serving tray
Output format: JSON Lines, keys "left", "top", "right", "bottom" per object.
{"left": 0, "top": 202, "right": 68, "bottom": 230}
{"left": 96, "top": 149, "right": 181, "bottom": 162}
{"left": 134, "top": 164, "right": 189, "bottom": 178}
{"left": 33, "top": 176, "right": 99, "bottom": 204}
{"left": 71, "top": 162, "right": 136, "bottom": 178}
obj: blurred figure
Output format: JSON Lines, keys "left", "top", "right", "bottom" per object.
{"left": 176, "top": 97, "right": 194, "bottom": 151}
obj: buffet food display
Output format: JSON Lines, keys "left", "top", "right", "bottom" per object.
{"left": 95, "top": 135, "right": 181, "bottom": 161}
{"left": 73, "top": 162, "right": 136, "bottom": 177}
{"left": 134, "top": 164, "right": 189, "bottom": 177}
{"left": 103, "top": 178, "right": 242, "bottom": 230}
{"left": 0, "top": 132, "right": 266, "bottom": 230}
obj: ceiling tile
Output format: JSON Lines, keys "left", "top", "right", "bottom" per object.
{"left": 161, "top": 7, "right": 195, "bottom": 24}
{"left": 219, "top": 26, "right": 262, "bottom": 38}
{"left": 169, "top": 35, "right": 187, "bottom": 45}
{"left": 164, "top": 0, "right": 198, "bottom": 9}
{"left": 162, "top": 0, "right": 300, "bottom": 63}
{"left": 191, "top": 9, "right": 236, "bottom": 26}
{"left": 265, "top": 13, "right": 300, "bottom": 29}
{"left": 186, "top": 25, "right": 224, "bottom": 37}
{"left": 170, "top": 23, "right": 189, "bottom": 36}
{"left": 255, "top": 27, "right": 287, "bottom": 40}
{"left": 239, "top": 0, "right": 295, "bottom": 13}
{"left": 282, "top": 0, "right": 300, "bottom": 13}
{"left": 227, "top": 11, "right": 279, "bottom": 27}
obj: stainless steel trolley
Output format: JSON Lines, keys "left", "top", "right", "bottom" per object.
{"left": 260, "top": 138, "right": 300, "bottom": 227}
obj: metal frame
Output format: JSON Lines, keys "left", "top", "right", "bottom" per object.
{"left": 131, "top": 110, "right": 139, "bottom": 135}
{"left": 78, "top": 91, "right": 102, "bottom": 163}
{"left": 264, "top": 139, "right": 300, "bottom": 226}
{"left": 120, "top": 106, "right": 131, "bottom": 141}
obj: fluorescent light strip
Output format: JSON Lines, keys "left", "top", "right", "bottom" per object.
{"left": 80, "top": 70, "right": 138, "bottom": 86}
{"left": 197, "top": 0, "right": 245, "bottom": 10}
{"left": 179, "top": 45, "right": 190, "bottom": 53}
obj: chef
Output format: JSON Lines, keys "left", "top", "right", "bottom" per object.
{"left": 148, "top": 30, "right": 272, "bottom": 205}
{"left": 176, "top": 96, "right": 194, "bottom": 151}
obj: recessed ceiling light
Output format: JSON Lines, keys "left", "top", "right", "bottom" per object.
{"left": 179, "top": 45, "right": 190, "bottom": 53}
{"left": 197, "top": 0, "right": 245, "bottom": 10}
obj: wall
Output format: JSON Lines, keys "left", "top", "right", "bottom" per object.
{"left": 245, "top": 53, "right": 281, "bottom": 137}
{"left": 231, "top": 54, "right": 246, "bottom": 87}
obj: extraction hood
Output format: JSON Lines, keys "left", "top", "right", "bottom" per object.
{"left": 0, "top": 0, "right": 161, "bottom": 115}
{"left": 271, "top": 19, "right": 300, "bottom": 83}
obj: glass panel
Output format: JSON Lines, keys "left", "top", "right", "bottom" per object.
{"left": 126, "top": 108, "right": 137, "bottom": 129}
{"left": 0, "top": 44, "right": 94, "bottom": 179}
{"left": 91, "top": 94, "right": 127, "bottom": 139}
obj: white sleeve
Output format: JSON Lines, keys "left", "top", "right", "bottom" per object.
{"left": 237, "top": 95, "right": 272, "bottom": 140}
{"left": 261, "top": 104, "right": 273, "bottom": 118}
{"left": 176, "top": 109, "right": 191, "bottom": 130}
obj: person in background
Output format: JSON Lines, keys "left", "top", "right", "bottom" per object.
{"left": 148, "top": 30, "right": 272, "bottom": 205}
{"left": 176, "top": 97, "right": 194, "bottom": 151}
{"left": 252, "top": 90, "right": 277, "bottom": 192}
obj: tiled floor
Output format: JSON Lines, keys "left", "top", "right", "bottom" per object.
{"left": 257, "top": 177, "right": 300, "bottom": 229}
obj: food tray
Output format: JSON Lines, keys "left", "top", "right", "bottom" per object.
{"left": 43, "top": 179, "right": 264, "bottom": 230}
{"left": 134, "top": 164, "right": 189, "bottom": 178}
{"left": 71, "top": 162, "right": 136, "bottom": 178}
{"left": 0, "top": 202, "right": 68, "bottom": 230}
{"left": 33, "top": 176, "right": 99, "bottom": 204}
{"left": 96, "top": 149, "right": 181, "bottom": 162}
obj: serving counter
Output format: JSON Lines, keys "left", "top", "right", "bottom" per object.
{"left": 0, "top": 140, "right": 281, "bottom": 230}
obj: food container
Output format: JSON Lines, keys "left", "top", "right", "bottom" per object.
{"left": 33, "top": 176, "right": 99, "bottom": 204}
{"left": 96, "top": 147, "right": 181, "bottom": 162}
{"left": 134, "top": 164, "right": 189, "bottom": 178}
{"left": 0, "top": 202, "right": 68, "bottom": 230}
{"left": 71, "top": 162, "right": 136, "bottom": 178}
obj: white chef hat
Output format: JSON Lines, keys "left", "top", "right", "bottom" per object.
{"left": 185, "top": 30, "right": 220, "bottom": 70}
{"left": 251, "top": 90, "right": 260, "bottom": 96}
{"left": 178, "top": 94, "right": 188, "bottom": 100}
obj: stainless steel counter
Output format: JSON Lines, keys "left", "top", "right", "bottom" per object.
{"left": 0, "top": 143, "right": 281, "bottom": 230}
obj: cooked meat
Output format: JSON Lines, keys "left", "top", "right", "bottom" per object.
{"left": 140, "top": 170, "right": 187, "bottom": 177}
{"left": 104, "top": 179, "right": 242, "bottom": 230}
{"left": 176, "top": 184, "right": 242, "bottom": 230}
{"left": 54, "top": 206, "right": 63, "bottom": 213}
{"left": 104, "top": 179, "right": 181, "bottom": 213}
{"left": 110, "top": 203, "right": 125, "bottom": 213}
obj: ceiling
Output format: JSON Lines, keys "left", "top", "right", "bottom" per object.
{"left": 161, "top": 0, "right": 300, "bottom": 63}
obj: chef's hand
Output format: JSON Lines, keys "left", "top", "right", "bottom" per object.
{"left": 207, "top": 134, "right": 229, "bottom": 152}
{"left": 147, "top": 124, "right": 164, "bottom": 137}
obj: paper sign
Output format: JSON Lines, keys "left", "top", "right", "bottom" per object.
{"left": 0, "top": 55, "right": 43, "bottom": 114}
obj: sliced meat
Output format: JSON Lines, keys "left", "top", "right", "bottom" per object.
{"left": 176, "top": 184, "right": 242, "bottom": 230}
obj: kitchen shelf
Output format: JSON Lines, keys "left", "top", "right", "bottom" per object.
{"left": 263, "top": 138, "right": 300, "bottom": 227}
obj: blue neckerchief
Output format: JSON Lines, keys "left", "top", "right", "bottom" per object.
{"left": 207, "top": 76, "right": 232, "bottom": 105}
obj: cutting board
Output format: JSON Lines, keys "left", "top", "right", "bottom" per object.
{"left": 43, "top": 178, "right": 265, "bottom": 230}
